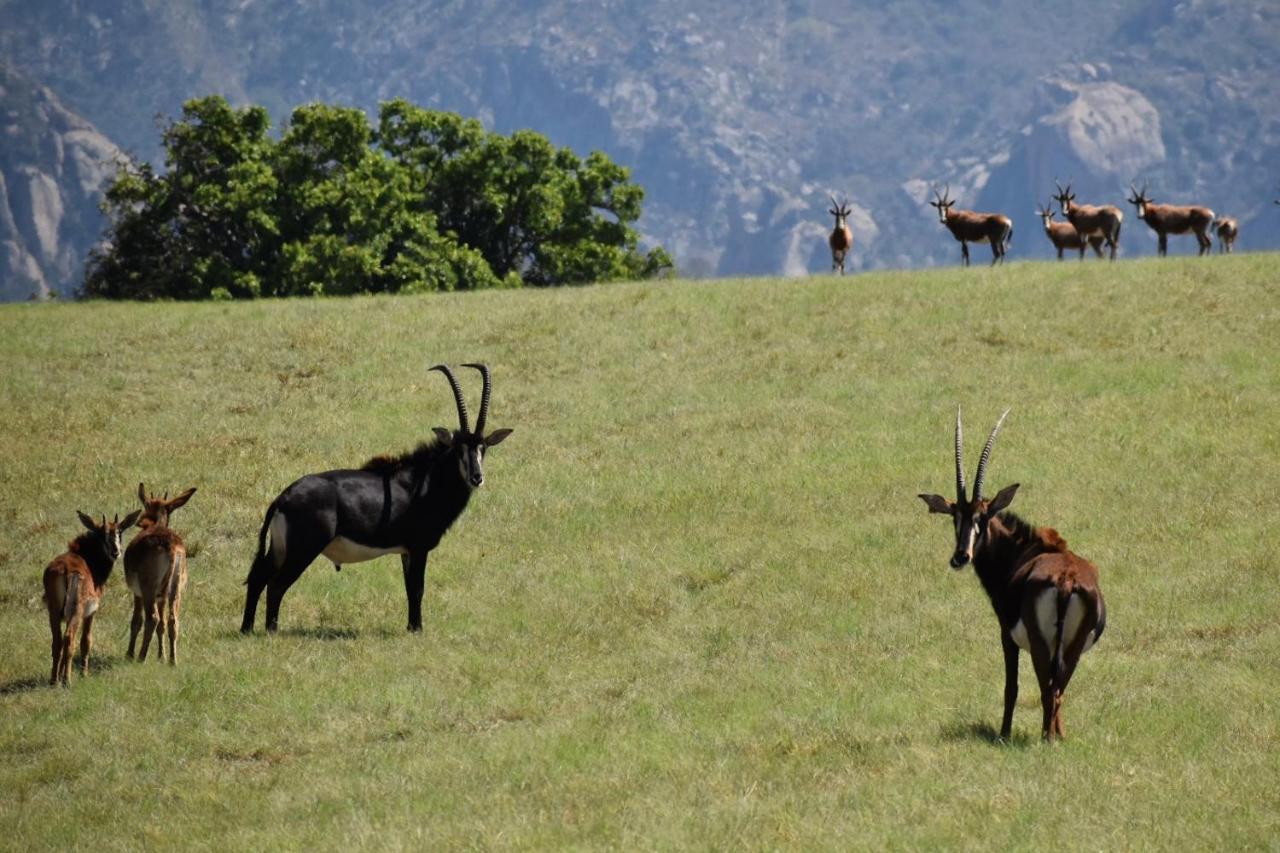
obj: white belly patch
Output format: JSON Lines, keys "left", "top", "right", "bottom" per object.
{"left": 321, "top": 537, "right": 407, "bottom": 565}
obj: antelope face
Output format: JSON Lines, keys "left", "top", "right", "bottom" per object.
{"left": 1037, "top": 205, "right": 1056, "bottom": 230}
{"left": 136, "top": 483, "right": 197, "bottom": 529}
{"left": 1127, "top": 186, "right": 1150, "bottom": 219}
{"left": 435, "top": 428, "right": 513, "bottom": 489}
{"left": 77, "top": 509, "right": 143, "bottom": 561}
{"left": 929, "top": 197, "right": 955, "bottom": 224}
{"left": 1053, "top": 182, "right": 1075, "bottom": 216}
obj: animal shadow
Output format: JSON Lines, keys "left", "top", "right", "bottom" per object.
{"left": 229, "top": 625, "right": 399, "bottom": 641}
{"left": 0, "top": 652, "right": 123, "bottom": 695}
{"left": 940, "top": 720, "right": 1033, "bottom": 749}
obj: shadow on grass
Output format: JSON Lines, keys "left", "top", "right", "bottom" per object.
{"left": 224, "top": 625, "right": 400, "bottom": 641}
{"left": 0, "top": 653, "right": 124, "bottom": 695}
{"left": 940, "top": 720, "right": 1034, "bottom": 748}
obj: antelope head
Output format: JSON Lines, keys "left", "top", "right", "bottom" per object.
{"left": 1127, "top": 183, "right": 1151, "bottom": 218}
{"left": 76, "top": 509, "right": 143, "bottom": 562}
{"left": 918, "top": 407, "right": 1020, "bottom": 569}
{"left": 928, "top": 184, "right": 956, "bottom": 225}
{"left": 136, "top": 483, "right": 197, "bottom": 529}
{"left": 829, "top": 195, "right": 852, "bottom": 229}
{"left": 1052, "top": 180, "right": 1075, "bottom": 216}
{"left": 1036, "top": 202, "right": 1057, "bottom": 230}
{"left": 430, "top": 363, "right": 512, "bottom": 489}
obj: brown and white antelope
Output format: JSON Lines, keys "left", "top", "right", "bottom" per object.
{"left": 918, "top": 408, "right": 1106, "bottom": 741}
{"left": 929, "top": 185, "right": 1013, "bottom": 266}
{"left": 124, "top": 484, "right": 196, "bottom": 664}
{"left": 828, "top": 195, "right": 854, "bottom": 274}
{"left": 1051, "top": 181, "right": 1123, "bottom": 260}
{"left": 1214, "top": 217, "right": 1238, "bottom": 254}
{"left": 1036, "top": 202, "right": 1104, "bottom": 260}
{"left": 42, "top": 509, "right": 141, "bottom": 686}
{"left": 1126, "top": 183, "right": 1215, "bottom": 256}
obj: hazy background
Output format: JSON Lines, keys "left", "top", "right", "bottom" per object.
{"left": 2, "top": 0, "right": 1277, "bottom": 300}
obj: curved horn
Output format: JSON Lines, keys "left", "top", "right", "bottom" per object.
{"left": 973, "top": 409, "right": 1011, "bottom": 501}
{"left": 955, "top": 405, "right": 967, "bottom": 503}
{"left": 430, "top": 364, "right": 470, "bottom": 433}
{"left": 461, "top": 363, "right": 491, "bottom": 435}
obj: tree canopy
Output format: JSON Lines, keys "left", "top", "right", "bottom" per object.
{"left": 83, "top": 96, "right": 672, "bottom": 299}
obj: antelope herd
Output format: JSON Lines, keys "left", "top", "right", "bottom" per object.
{"left": 824, "top": 178, "right": 1257, "bottom": 268}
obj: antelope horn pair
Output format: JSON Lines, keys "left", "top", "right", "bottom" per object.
{"left": 953, "top": 406, "right": 1010, "bottom": 503}
{"left": 429, "top": 363, "right": 492, "bottom": 435}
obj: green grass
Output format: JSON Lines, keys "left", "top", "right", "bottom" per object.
{"left": 1, "top": 256, "right": 1278, "bottom": 849}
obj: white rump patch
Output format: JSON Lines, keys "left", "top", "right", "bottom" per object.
{"left": 1063, "top": 594, "right": 1089, "bottom": 652}
{"left": 1010, "top": 618, "right": 1030, "bottom": 651}
{"left": 269, "top": 513, "right": 289, "bottom": 569}
{"left": 83, "top": 597, "right": 99, "bottom": 618}
{"left": 970, "top": 235, "right": 990, "bottom": 244}
{"left": 1010, "top": 588, "right": 1059, "bottom": 653}
{"left": 321, "top": 537, "right": 408, "bottom": 565}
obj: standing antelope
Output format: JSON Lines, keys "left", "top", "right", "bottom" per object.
{"left": 124, "top": 484, "right": 196, "bottom": 664}
{"left": 1126, "top": 183, "right": 1215, "bottom": 256}
{"left": 241, "top": 363, "right": 512, "bottom": 634}
{"left": 929, "top": 185, "right": 1013, "bottom": 266}
{"left": 918, "top": 408, "right": 1106, "bottom": 741}
{"left": 1036, "top": 202, "right": 1104, "bottom": 260}
{"left": 1214, "top": 217, "right": 1238, "bottom": 254}
{"left": 42, "top": 509, "right": 141, "bottom": 686}
{"left": 1051, "top": 181, "right": 1123, "bottom": 260}
{"left": 828, "top": 196, "right": 854, "bottom": 274}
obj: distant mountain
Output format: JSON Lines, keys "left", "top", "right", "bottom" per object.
{"left": 1, "top": 0, "right": 1277, "bottom": 298}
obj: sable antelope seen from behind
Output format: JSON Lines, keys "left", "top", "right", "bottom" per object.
{"left": 1214, "top": 217, "right": 1238, "bottom": 254}
{"left": 42, "top": 509, "right": 141, "bottom": 686}
{"left": 1052, "top": 181, "right": 1123, "bottom": 260}
{"left": 929, "top": 185, "right": 1013, "bottom": 266}
{"left": 124, "top": 484, "right": 196, "bottom": 664}
{"left": 1036, "top": 202, "right": 1104, "bottom": 260}
{"left": 828, "top": 195, "right": 854, "bottom": 274}
{"left": 1127, "top": 183, "right": 1215, "bottom": 256}
{"left": 918, "top": 408, "right": 1106, "bottom": 741}
{"left": 241, "top": 363, "right": 512, "bottom": 634}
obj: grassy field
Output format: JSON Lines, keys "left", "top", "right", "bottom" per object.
{"left": 1, "top": 256, "right": 1277, "bottom": 849}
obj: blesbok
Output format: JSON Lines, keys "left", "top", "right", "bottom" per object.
{"left": 42, "top": 509, "right": 141, "bottom": 686}
{"left": 1214, "top": 217, "right": 1238, "bottom": 254}
{"left": 828, "top": 195, "right": 854, "bottom": 274}
{"left": 1051, "top": 181, "right": 1123, "bottom": 260}
{"left": 1036, "top": 202, "right": 1104, "bottom": 260}
{"left": 241, "top": 363, "right": 513, "bottom": 634}
{"left": 918, "top": 408, "right": 1106, "bottom": 741}
{"left": 1126, "top": 183, "right": 1215, "bottom": 256}
{"left": 929, "top": 185, "right": 1013, "bottom": 266}
{"left": 124, "top": 484, "right": 196, "bottom": 664}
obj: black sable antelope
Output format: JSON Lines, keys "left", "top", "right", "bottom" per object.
{"left": 1051, "top": 181, "right": 1123, "bottom": 260}
{"left": 1126, "top": 183, "right": 1215, "bottom": 256}
{"left": 929, "top": 185, "right": 1013, "bottom": 266}
{"left": 828, "top": 195, "right": 854, "bottom": 274}
{"left": 918, "top": 408, "right": 1106, "bottom": 741}
{"left": 241, "top": 363, "right": 512, "bottom": 634}
{"left": 1036, "top": 202, "right": 1104, "bottom": 260}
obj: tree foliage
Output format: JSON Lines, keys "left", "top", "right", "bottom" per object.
{"left": 84, "top": 96, "right": 671, "bottom": 299}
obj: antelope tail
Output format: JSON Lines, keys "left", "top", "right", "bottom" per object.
{"left": 63, "top": 574, "right": 80, "bottom": 622}
{"left": 168, "top": 552, "right": 186, "bottom": 601}
{"left": 244, "top": 499, "right": 279, "bottom": 585}
{"left": 1052, "top": 584, "right": 1073, "bottom": 686}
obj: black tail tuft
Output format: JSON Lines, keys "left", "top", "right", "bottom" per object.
{"left": 244, "top": 500, "right": 279, "bottom": 586}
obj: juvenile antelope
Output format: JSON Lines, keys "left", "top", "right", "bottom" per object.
{"left": 918, "top": 408, "right": 1106, "bottom": 741}
{"left": 242, "top": 363, "right": 512, "bottom": 634}
{"left": 929, "top": 185, "right": 1013, "bottom": 266}
{"left": 1214, "top": 217, "right": 1238, "bottom": 254}
{"left": 1051, "top": 181, "right": 1123, "bottom": 260}
{"left": 124, "top": 484, "right": 196, "bottom": 664}
{"left": 42, "top": 509, "right": 141, "bottom": 686}
{"left": 1127, "top": 183, "right": 1215, "bottom": 256}
{"left": 1036, "top": 202, "right": 1104, "bottom": 260}
{"left": 828, "top": 195, "right": 854, "bottom": 274}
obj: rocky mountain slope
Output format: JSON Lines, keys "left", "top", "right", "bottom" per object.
{"left": 1, "top": 0, "right": 1277, "bottom": 297}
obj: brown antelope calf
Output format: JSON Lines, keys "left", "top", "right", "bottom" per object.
{"left": 918, "top": 409, "right": 1106, "bottom": 741}
{"left": 1036, "top": 203, "right": 1104, "bottom": 260}
{"left": 1214, "top": 217, "right": 1238, "bottom": 254}
{"left": 828, "top": 196, "right": 854, "bottom": 274}
{"left": 124, "top": 484, "right": 196, "bottom": 664}
{"left": 1127, "top": 183, "right": 1215, "bottom": 256}
{"left": 42, "top": 509, "right": 141, "bottom": 686}
{"left": 1051, "top": 181, "right": 1123, "bottom": 260}
{"left": 929, "top": 185, "right": 1013, "bottom": 266}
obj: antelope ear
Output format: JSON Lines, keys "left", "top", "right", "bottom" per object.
{"left": 918, "top": 494, "right": 953, "bottom": 515}
{"left": 120, "top": 509, "right": 143, "bottom": 531}
{"left": 987, "top": 483, "right": 1020, "bottom": 515}
{"left": 484, "top": 428, "right": 513, "bottom": 448}
{"left": 138, "top": 482, "right": 147, "bottom": 504}
{"left": 168, "top": 487, "right": 197, "bottom": 511}
{"left": 432, "top": 427, "right": 454, "bottom": 445}
{"left": 77, "top": 510, "right": 99, "bottom": 532}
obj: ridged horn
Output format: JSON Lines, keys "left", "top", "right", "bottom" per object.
{"left": 429, "top": 364, "right": 469, "bottom": 433}
{"left": 461, "top": 363, "right": 491, "bottom": 435}
{"left": 954, "top": 405, "right": 967, "bottom": 503}
{"left": 973, "top": 409, "right": 1011, "bottom": 501}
